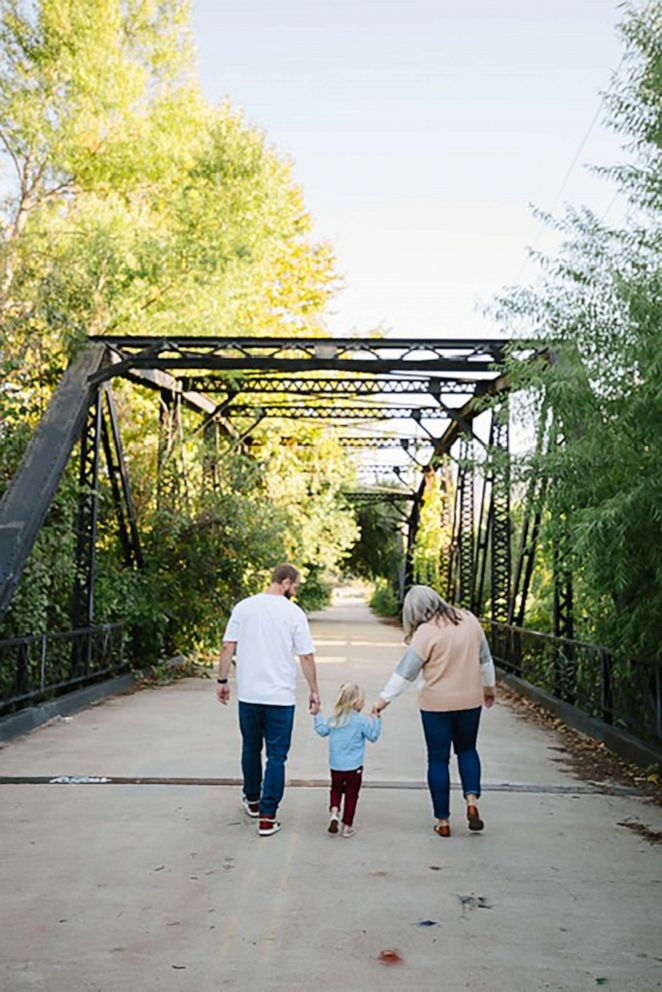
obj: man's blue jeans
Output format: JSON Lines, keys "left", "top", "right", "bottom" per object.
{"left": 238, "top": 702, "right": 295, "bottom": 818}
{"left": 420, "top": 707, "right": 482, "bottom": 820}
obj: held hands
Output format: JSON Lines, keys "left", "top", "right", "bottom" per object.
{"left": 371, "top": 697, "right": 389, "bottom": 718}
{"left": 483, "top": 686, "right": 496, "bottom": 709}
{"left": 309, "top": 690, "right": 321, "bottom": 715}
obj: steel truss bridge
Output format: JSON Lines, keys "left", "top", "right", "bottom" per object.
{"left": 1, "top": 333, "right": 658, "bottom": 753}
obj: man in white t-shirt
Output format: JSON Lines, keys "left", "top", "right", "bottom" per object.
{"left": 216, "top": 563, "right": 320, "bottom": 837}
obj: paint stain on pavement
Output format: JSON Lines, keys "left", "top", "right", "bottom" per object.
{"left": 378, "top": 949, "right": 403, "bottom": 965}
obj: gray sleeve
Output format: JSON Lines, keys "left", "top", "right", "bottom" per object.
{"left": 379, "top": 647, "right": 425, "bottom": 704}
{"left": 394, "top": 646, "right": 425, "bottom": 682}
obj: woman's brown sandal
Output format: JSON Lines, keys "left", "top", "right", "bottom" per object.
{"left": 434, "top": 822, "right": 451, "bottom": 837}
{"left": 466, "top": 804, "right": 484, "bottom": 832}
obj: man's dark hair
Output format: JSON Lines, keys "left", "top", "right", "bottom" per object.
{"left": 271, "top": 563, "right": 300, "bottom": 584}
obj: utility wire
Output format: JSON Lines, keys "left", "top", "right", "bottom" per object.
{"left": 514, "top": 56, "right": 624, "bottom": 286}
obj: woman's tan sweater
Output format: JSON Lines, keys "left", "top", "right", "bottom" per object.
{"left": 380, "top": 610, "right": 495, "bottom": 712}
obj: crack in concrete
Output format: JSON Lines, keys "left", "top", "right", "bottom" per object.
{"left": 0, "top": 775, "right": 642, "bottom": 795}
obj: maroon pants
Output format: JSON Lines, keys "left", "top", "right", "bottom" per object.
{"left": 330, "top": 767, "right": 363, "bottom": 826}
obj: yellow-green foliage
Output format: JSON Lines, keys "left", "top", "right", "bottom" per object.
{"left": 412, "top": 464, "right": 454, "bottom": 593}
{"left": 0, "top": 0, "right": 352, "bottom": 654}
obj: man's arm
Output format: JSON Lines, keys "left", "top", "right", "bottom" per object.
{"left": 216, "top": 640, "right": 236, "bottom": 705}
{"left": 299, "top": 653, "right": 320, "bottom": 714}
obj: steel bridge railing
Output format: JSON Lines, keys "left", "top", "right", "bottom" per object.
{"left": 484, "top": 620, "right": 662, "bottom": 745}
{"left": 0, "top": 624, "right": 125, "bottom": 717}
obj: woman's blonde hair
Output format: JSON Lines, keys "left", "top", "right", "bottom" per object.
{"left": 330, "top": 682, "right": 365, "bottom": 728}
{"left": 402, "top": 584, "right": 463, "bottom": 642}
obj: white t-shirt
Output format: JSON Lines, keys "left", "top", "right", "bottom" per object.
{"left": 223, "top": 593, "right": 315, "bottom": 705}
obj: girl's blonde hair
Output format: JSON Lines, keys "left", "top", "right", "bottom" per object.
{"left": 330, "top": 682, "right": 364, "bottom": 728}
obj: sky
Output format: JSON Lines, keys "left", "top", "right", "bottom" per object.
{"left": 190, "top": 0, "right": 629, "bottom": 342}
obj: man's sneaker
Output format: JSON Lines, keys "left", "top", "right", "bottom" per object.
{"left": 258, "top": 817, "right": 281, "bottom": 837}
{"left": 328, "top": 812, "right": 340, "bottom": 835}
{"left": 341, "top": 825, "right": 356, "bottom": 838}
{"left": 242, "top": 796, "right": 260, "bottom": 818}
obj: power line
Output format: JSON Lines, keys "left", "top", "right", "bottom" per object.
{"left": 514, "top": 56, "right": 624, "bottom": 285}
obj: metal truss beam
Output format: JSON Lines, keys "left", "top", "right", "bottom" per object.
{"left": 446, "top": 464, "right": 461, "bottom": 601}
{"left": 93, "top": 334, "right": 509, "bottom": 356}
{"left": 554, "top": 564, "right": 575, "bottom": 640}
{"left": 357, "top": 465, "right": 414, "bottom": 478}
{"left": 222, "top": 413, "right": 268, "bottom": 454}
{"left": 549, "top": 423, "right": 575, "bottom": 643}
{"left": 123, "top": 366, "right": 216, "bottom": 414}
{"left": 472, "top": 445, "right": 491, "bottom": 616}
{"left": 510, "top": 413, "right": 549, "bottom": 626}
{"left": 552, "top": 542, "right": 575, "bottom": 700}
{"left": 118, "top": 362, "right": 238, "bottom": 437}
{"left": 456, "top": 443, "right": 475, "bottom": 608}
{"left": 409, "top": 372, "right": 510, "bottom": 511}
{"left": 0, "top": 344, "right": 106, "bottom": 622}
{"left": 222, "top": 404, "right": 458, "bottom": 421}
{"left": 72, "top": 390, "right": 102, "bottom": 631}
{"left": 202, "top": 420, "right": 220, "bottom": 491}
{"left": 436, "top": 461, "right": 454, "bottom": 597}
{"left": 179, "top": 376, "right": 478, "bottom": 396}
{"left": 100, "top": 388, "right": 143, "bottom": 570}
{"left": 90, "top": 335, "right": 511, "bottom": 382}
{"left": 342, "top": 491, "right": 415, "bottom": 505}
{"left": 156, "top": 388, "right": 179, "bottom": 509}
{"left": 403, "top": 495, "right": 422, "bottom": 593}
{"left": 277, "top": 436, "right": 434, "bottom": 449}
{"left": 489, "top": 406, "right": 511, "bottom": 625}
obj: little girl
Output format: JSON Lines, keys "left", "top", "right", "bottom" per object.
{"left": 313, "top": 682, "right": 381, "bottom": 837}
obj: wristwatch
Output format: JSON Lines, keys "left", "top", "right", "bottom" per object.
{"left": 217, "top": 678, "right": 228, "bottom": 684}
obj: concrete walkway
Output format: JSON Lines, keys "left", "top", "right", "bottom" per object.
{"left": 0, "top": 590, "right": 660, "bottom": 992}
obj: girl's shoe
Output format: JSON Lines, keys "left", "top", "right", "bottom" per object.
{"left": 328, "top": 812, "right": 340, "bottom": 835}
{"left": 341, "top": 825, "right": 356, "bottom": 838}
{"left": 434, "top": 822, "right": 451, "bottom": 837}
{"left": 258, "top": 818, "right": 281, "bottom": 837}
{"left": 466, "top": 805, "right": 484, "bottom": 832}
{"left": 242, "top": 795, "right": 260, "bottom": 818}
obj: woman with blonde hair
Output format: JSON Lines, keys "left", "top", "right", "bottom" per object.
{"left": 372, "top": 586, "right": 496, "bottom": 837}
{"left": 313, "top": 682, "right": 381, "bottom": 837}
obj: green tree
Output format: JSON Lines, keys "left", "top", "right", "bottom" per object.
{"left": 0, "top": 0, "right": 197, "bottom": 313}
{"left": 0, "top": 0, "right": 348, "bottom": 657}
{"left": 345, "top": 501, "right": 404, "bottom": 583}
{"left": 494, "top": 0, "right": 662, "bottom": 657}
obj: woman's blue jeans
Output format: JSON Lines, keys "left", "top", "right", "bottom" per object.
{"left": 238, "top": 702, "right": 295, "bottom": 818}
{"left": 420, "top": 707, "right": 482, "bottom": 820}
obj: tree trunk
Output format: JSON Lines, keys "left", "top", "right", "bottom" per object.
{"left": 0, "top": 191, "right": 35, "bottom": 313}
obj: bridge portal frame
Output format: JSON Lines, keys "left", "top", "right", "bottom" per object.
{"left": 0, "top": 333, "right": 552, "bottom": 645}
